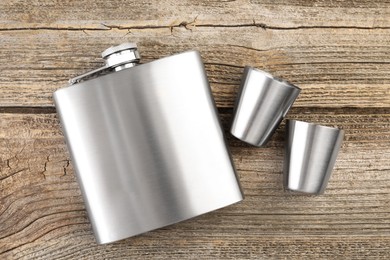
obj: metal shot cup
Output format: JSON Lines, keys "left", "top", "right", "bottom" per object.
{"left": 283, "top": 120, "right": 344, "bottom": 194}
{"left": 230, "top": 67, "right": 301, "bottom": 147}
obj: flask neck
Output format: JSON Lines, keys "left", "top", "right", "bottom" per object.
{"left": 68, "top": 43, "right": 140, "bottom": 85}
{"left": 102, "top": 43, "right": 140, "bottom": 71}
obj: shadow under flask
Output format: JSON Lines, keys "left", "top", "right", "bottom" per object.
{"left": 53, "top": 43, "right": 243, "bottom": 244}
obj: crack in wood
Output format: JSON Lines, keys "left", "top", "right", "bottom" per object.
{"left": 6, "top": 159, "right": 11, "bottom": 170}
{"left": 39, "top": 155, "right": 50, "bottom": 180}
{"left": 1, "top": 23, "right": 390, "bottom": 32}
{"left": 63, "top": 159, "right": 70, "bottom": 176}
{"left": 0, "top": 107, "right": 57, "bottom": 114}
{"left": 0, "top": 106, "right": 389, "bottom": 115}
{"left": 0, "top": 168, "right": 30, "bottom": 181}
{"left": 219, "top": 107, "right": 390, "bottom": 115}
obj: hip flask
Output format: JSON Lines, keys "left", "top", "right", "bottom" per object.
{"left": 53, "top": 43, "right": 243, "bottom": 244}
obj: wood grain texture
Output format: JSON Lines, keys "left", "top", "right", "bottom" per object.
{"left": 0, "top": 28, "right": 390, "bottom": 108}
{"left": 0, "top": 0, "right": 389, "bottom": 259}
{"left": 1, "top": 0, "right": 390, "bottom": 29}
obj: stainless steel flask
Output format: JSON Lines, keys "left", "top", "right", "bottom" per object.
{"left": 53, "top": 43, "right": 243, "bottom": 244}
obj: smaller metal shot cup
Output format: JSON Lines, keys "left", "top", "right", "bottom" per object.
{"left": 283, "top": 120, "right": 344, "bottom": 194}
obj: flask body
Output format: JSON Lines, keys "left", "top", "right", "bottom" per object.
{"left": 54, "top": 51, "right": 243, "bottom": 244}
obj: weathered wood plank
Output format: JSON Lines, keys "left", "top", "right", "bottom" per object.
{"left": 0, "top": 0, "right": 390, "bottom": 29}
{"left": 0, "top": 109, "right": 389, "bottom": 258}
{"left": 1, "top": 1, "right": 389, "bottom": 258}
{"left": 0, "top": 28, "right": 389, "bottom": 108}
{"left": 3, "top": 236, "right": 390, "bottom": 259}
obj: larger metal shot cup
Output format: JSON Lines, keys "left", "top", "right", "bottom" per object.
{"left": 283, "top": 120, "right": 344, "bottom": 194}
{"left": 231, "top": 67, "right": 301, "bottom": 147}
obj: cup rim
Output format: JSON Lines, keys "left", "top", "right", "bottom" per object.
{"left": 245, "top": 66, "right": 301, "bottom": 91}
{"left": 287, "top": 119, "right": 344, "bottom": 133}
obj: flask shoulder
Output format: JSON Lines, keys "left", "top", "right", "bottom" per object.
{"left": 136, "top": 50, "right": 204, "bottom": 77}
{"left": 53, "top": 49, "right": 203, "bottom": 96}
{"left": 151, "top": 50, "right": 202, "bottom": 64}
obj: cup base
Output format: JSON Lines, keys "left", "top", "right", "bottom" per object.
{"left": 284, "top": 185, "right": 325, "bottom": 195}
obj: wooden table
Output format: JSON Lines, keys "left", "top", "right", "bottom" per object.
{"left": 1, "top": 1, "right": 389, "bottom": 259}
